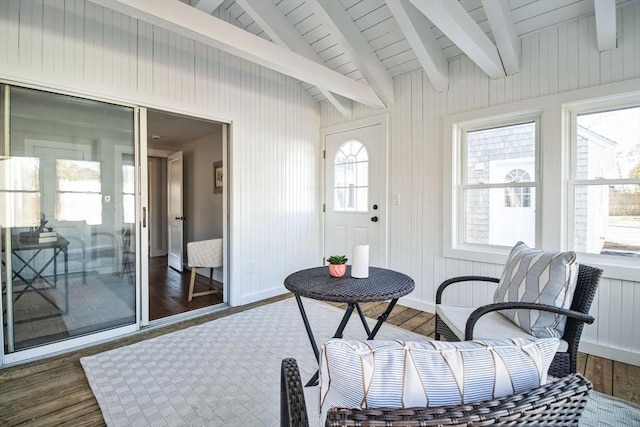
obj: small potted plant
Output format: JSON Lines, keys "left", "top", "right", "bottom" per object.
{"left": 327, "top": 255, "right": 348, "bottom": 277}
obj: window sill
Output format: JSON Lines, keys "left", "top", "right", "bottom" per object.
{"left": 443, "top": 245, "right": 639, "bottom": 282}
{"left": 575, "top": 253, "right": 639, "bottom": 282}
{"left": 443, "top": 244, "right": 512, "bottom": 266}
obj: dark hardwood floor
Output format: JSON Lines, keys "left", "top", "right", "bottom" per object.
{"left": 148, "top": 256, "right": 223, "bottom": 321}
{"left": 0, "top": 296, "right": 638, "bottom": 426}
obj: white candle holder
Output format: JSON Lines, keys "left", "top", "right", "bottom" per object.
{"left": 351, "top": 245, "right": 369, "bottom": 278}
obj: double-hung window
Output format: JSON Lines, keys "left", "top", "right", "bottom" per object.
{"left": 454, "top": 117, "right": 540, "bottom": 253}
{"left": 122, "top": 160, "right": 135, "bottom": 224}
{"left": 568, "top": 104, "right": 640, "bottom": 259}
{"left": 0, "top": 157, "right": 41, "bottom": 227}
{"left": 56, "top": 159, "right": 102, "bottom": 225}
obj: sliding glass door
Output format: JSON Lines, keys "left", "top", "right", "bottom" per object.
{"left": 1, "top": 85, "right": 139, "bottom": 357}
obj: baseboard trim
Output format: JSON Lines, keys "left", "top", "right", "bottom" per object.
{"left": 398, "top": 297, "right": 435, "bottom": 315}
{"left": 579, "top": 341, "right": 640, "bottom": 367}
{"left": 240, "top": 287, "right": 288, "bottom": 305}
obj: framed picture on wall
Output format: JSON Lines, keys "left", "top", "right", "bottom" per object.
{"left": 213, "top": 161, "right": 223, "bottom": 194}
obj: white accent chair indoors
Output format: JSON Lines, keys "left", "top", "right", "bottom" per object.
{"left": 186, "top": 238, "right": 223, "bottom": 301}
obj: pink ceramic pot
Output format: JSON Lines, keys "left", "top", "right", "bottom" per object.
{"left": 328, "top": 264, "right": 347, "bottom": 278}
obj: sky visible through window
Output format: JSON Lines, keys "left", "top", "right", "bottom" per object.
{"left": 577, "top": 106, "right": 640, "bottom": 256}
{"left": 577, "top": 106, "right": 640, "bottom": 179}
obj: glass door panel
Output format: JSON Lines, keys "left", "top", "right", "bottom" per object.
{"left": 1, "top": 86, "right": 137, "bottom": 353}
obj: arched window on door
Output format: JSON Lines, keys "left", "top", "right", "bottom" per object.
{"left": 334, "top": 140, "right": 368, "bottom": 212}
{"left": 504, "top": 168, "right": 532, "bottom": 207}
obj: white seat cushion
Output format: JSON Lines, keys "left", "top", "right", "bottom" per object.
{"left": 436, "top": 305, "right": 568, "bottom": 352}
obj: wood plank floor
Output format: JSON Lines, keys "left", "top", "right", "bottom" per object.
{"left": 148, "top": 256, "right": 223, "bottom": 321}
{"left": 342, "top": 302, "right": 640, "bottom": 406}
{"left": 1, "top": 296, "right": 638, "bottom": 425}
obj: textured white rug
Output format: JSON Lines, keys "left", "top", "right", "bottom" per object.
{"left": 12, "top": 273, "right": 134, "bottom": 347}
{"left": 81, "top": 297, "right": 640, "bottom": 426}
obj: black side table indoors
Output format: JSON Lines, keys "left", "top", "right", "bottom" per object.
{"left": 284, "top": 266, "right": 415, "bottom": 386}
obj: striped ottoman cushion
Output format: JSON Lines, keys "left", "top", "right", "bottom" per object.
{"left": 319, "top": 337, "right": 559, "bottom": 419}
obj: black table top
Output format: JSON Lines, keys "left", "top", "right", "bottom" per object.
{"left": 284, "top": 266, "right": 414, "bottom": 303}
{"left": 4, "top": 235, "right": 69, "bottom": 251}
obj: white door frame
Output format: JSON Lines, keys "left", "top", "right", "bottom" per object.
{"left": 0, "top": 80, "right": 234, "bottom": 365}
{"left": 137, "top": 107, "right": 150, "bottom": 327}
{"left": 320, "top": 113, "right": 389, "bottom": 267}
{"left": 167, "top": 151, "right": 185, "bottom": 272}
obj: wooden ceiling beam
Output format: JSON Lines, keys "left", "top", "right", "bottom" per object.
{"left": 386, "top": 0, "right": 448, "bottom": 92}
{"left": 92, "top": 0, "right": 385, "bottom": 109}
{"left": 306, "top": 0, "right": 395, "bottom": 107}
{"left": 191, "top": 0, "right": 224, "bottom": 15}
{"left": 482, "top": 0, "right": 520, "bottom": 75}
{"left": 236, "top": 0, "right": 352, "bottom": 116}
{"left": 409, "top": 0, "right": 505, "bottom": 79}
{"left": 594, "top": 0, "right": 617, "bottom": 51}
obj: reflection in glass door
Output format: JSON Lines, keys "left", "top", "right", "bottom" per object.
{"left": 1, "top": 85, "right": 137, "bottom": 355}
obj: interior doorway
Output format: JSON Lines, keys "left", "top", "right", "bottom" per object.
{"left": 146, "top": 110, "right": 226, "bottom": 321}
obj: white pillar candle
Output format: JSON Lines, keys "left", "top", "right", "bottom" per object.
{"left": 351, "top": 245, "right": 369, "bottom": 278}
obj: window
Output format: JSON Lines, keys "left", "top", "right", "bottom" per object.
{"left": 0, "top": 157, "right": 41, "bottom": 227}
{"left": 504, "top": 169, "right": 532, "bottom": 207}
{"left": 56, "top": 159, "right": 102, "bottom": 225}
{"left": 569, "top": 105, "right": 640, "bottom": 258}
{"left": 333, "top": 140, "right": 368, "bottom": 212}
{"left": 122, "top": 163, "right": 135, "bottom": 224}
{"left": 460, "top": 120, "right": 538, "bottom": 248}
{"left": 445, "top": 85, "right": 638, "bottom": 278}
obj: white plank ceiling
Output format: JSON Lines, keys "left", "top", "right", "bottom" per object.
{"left": 168, "top": 0, "right": 633, "bottom": 114}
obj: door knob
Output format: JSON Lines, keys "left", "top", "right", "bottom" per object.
{"left": 371, "top": 216, "right": 379, "bottom": 222}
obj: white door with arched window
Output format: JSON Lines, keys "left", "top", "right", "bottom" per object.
{"left": 324, "top": 122, "right": 386, "bottom": 267}
{"left": 488, "top": 158, "right": 536, "bottom": 246}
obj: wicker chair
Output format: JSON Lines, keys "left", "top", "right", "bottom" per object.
{"left": 435, "top": 264, "right": 603, "bottom": 378}
{"left": 281, "top": 358, "right": 592, "bottom": 427}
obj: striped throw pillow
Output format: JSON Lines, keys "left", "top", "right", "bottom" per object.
{"left": 319, "top": 338, "right": 559, "bottom": 419}
{"left": 493, "top": 242, "right": 578, "bottom": 338}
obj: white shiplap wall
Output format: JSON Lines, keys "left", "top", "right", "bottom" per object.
{"left": 322, "top": 3, "right": 640, "bottom": 365}
{"left": 0, "top": 0, "right": 322, "bottom": 306}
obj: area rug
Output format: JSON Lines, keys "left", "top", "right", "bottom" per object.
{"left": 8, "top": 273, "right": 135, "bottom": 348}
{"left": 81, "top": 297, "right": 640, "bottom": 426}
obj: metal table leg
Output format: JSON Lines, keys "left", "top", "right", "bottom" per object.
{"left": 355, "top": 303, "right": 372, "bottom": 337}
{"left": 295, "top": 297, "right": 401, "bottom": 387}
{"left": 368, "top": 298, "right": 399, "bottom": 339}
{"left": 294, "top": 294, "right": 321, "bottom": 363}
{"left": 295, "top": 296, "right": 359, "bottom": 387}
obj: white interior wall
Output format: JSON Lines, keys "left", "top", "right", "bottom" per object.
{"left": 148, "top": 156, "right": 168, "bottom": 257}
{"left": 0, "top": 0, "right": 322, "bottom": 307}
{"left": 1, "top": 0, "right": 637, "bottom": 365}
{"left": 184, "top": 131, "right": 223, "bottom": 242}
{"left": 321, "top": 2, "right": 640, "bottom": 366}
{"left": 157, "top": 131, "right": 224, "bottom": 246}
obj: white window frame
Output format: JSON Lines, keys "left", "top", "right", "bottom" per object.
{"left": 55, "top": 159, "right": 103, "bottom": 225}
{"left": 444, "top": 110, "right": 542, "bottom": 264}
{"left": 443, "top": 78, "right": 640, "bottom": 280}
{"left": 565, "top": 95, "right": 640, "bottom": 280}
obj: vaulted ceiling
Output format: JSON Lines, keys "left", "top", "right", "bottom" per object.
{"left": 98, "top": 0, "right": 629, "bottom": 116}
